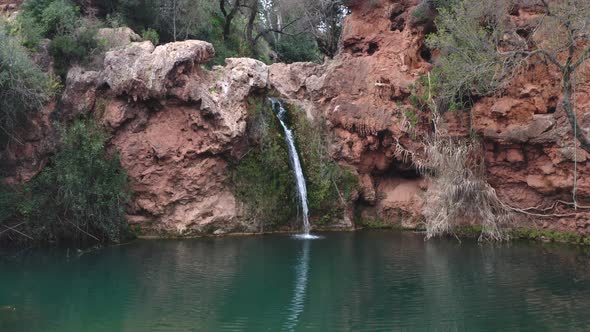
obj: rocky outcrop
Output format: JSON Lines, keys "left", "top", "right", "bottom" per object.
{"left": 0, "top": 0, "right": 20, "bottom": 16}
{"left": 4, "top": 0, "right": 590, "bottom": 236}
{"left": 96, "top": 27, "right": 142, "bottom": 50}
{"left": 269, "top": 0, "right": 430, "bottom": 226}
{"left": 270, "top": 0, "right": 590, "bottom": 234}
{"left": 54, "top": 39, "right": 270, "bottom": 235}
{"left": 101, "top": 40, "right": 216, "bottom": 100}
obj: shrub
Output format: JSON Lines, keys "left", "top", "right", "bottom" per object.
{"left": 421, "top": 138, "right": 511, "bottom": 241}
{"left": 0, "top": 182, "right": 20, "bottom": 225}
{"left": 425, "top": 0, "right": 511, "bottom": 106}
{"left": 13, "top": 13, "right": 45, "bottom": 49}
{"left": 29, "top": 120, "right": 131, "bottom": 243}
{"left": 18, "top": 0, "right": 99, "bottom": 78}
{"left": 40, "top": 0, "right": 79, "bottom": 37}
{"left": 1, "top": 120, "right": 131, "bottom": 245}
{"left": 0, "top": 30, "right": 49, "bottom": 144}
{"left": 49, "top": 19, "right": 101, "bottom": 78}
{"left": 141, "top": 28, "right": 159, "bottom": 45}
{"left": 275, "top": 34, "right": 322, "bottom": 64}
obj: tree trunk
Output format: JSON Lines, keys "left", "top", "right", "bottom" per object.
{"left": 246, "top": 0, "right": 258, "bottom": 57}
{"left": 220, "top": 0, "right": 240, "bottom": 41}
{"left": 562, "top": 67, "right": 590, "bottom": 154}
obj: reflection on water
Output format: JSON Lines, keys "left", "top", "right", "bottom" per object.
{"left": 283, "top": 240, "right": 311, "bottom": 332}
{"left": 1, "top": 231, "right": 590, "bottom": 331}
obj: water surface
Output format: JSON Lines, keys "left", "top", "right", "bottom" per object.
{"left": 1, "top": 231, "right": 590, "bottom": 331}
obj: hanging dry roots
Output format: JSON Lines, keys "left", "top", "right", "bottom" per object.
{"left": 421, "top": 138, "right": 512, "bottom": 241}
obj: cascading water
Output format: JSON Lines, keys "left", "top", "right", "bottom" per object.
{"left": 270, "top": 98, "right": 318, "bottom": 239}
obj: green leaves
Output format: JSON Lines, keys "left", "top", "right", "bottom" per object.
{"left": 425, "top": 0, "right": 508, "bottom": 107}
{"left": 41, "top": 120, "right": 130, "bottom": 241}
{"left": 0, "top": 30, "right": 49, "bottom": 145}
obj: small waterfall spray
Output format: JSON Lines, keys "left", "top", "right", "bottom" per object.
{"left": 270, "top": 98, "right": 317, "bottom": 238}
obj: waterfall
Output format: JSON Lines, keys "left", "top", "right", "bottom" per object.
{"left": 270, "top": 98, "right": 312, "bottom": 236}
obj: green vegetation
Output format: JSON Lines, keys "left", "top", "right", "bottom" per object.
{"left": 0, "top": 30, "right": 50, "bottom": 145}
{"left": 15, "top": 0, "right": 102, "bottom": 78}
{"left": 0, "top": 120, "right": 131, "bottom": 245}
{"left": 425, "top": 0, "right": 506, "bottom": 109}
{"left": 141, "top": 28, "right": 159, "bottom": 45}
{"left": 232, "top": 97, "right": 356, "bottom": 231}
{"left": 232, "top": 98, "right": 296, "bottom": 229}
{"left": 294, "top": 103, "right": 357, "bottom": 225}
{"left": 357, "top": 218, "right": 393, "bottom": 229}
{"left": 453, "top": 225, "right": 590, "bottom": 246}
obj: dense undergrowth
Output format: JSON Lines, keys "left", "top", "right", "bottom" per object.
{"left": 0, "top": 120, "right": 131, "bottom": 246}
{"left": 232, "top": 97, "right": 356, "bottom": 231}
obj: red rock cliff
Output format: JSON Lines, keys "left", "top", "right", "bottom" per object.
{"left": 3, "top": 0, "right": 590, "bottom": 236}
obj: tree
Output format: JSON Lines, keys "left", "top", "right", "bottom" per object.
{"left": 299, "top": 0, "right": 348, "bottom": 58}
{"left": 504, "top": 0, "right": 590, "bottom": 154}
{"left": 219, "top": 0, "right": 242, "bottom": 41}
{"left": 243, "top": 0, "right": 301, "bottom": 58}
{"left": 428, "top": 0, "right": 590, "bottom": 153}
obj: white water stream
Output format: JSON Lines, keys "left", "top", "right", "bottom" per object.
{"left": 270, "top": 98, "right": 318, "bottom": 238}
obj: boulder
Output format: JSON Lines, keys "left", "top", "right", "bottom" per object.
{"left": 101, "top": 40, "right": 215, "bottom": 100}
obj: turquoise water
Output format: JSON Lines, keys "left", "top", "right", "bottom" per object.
{"left": 1, "top": 231, "right": 590, "bottom": 331}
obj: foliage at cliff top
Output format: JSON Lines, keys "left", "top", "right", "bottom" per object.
{"left": 14, "top": 0, "right": 102, "bottom": 78}
{"left": 118, "top": 0, "right": 348, "bottom": 63}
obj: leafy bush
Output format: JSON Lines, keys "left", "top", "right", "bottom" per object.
{"left": 18, "top": 0, "right": 100, "bottom": 78}
{"left": 0, "top": 120, "right": 131, "bottom": 245}
{"left": 29, "top": 120, "right": 131, "bottom": 243}
{"left": 40, "top": 0, "right": 79, "bottom": 37}
{"left": 13, "top": 13, "right": 45, "bottom": 48}
{"left": 425, "top": 0, "right": 510, "bottom": 106}
{"left": 49, "top": 18, "right": 101, "bottom": 78}
{"left": 141, "top": 28, "right": 159, "bottom": 45}
{"left": 0, "top": 30, "right": 49, "bottom": 144}
{"left": 276, "top": 34, "right": 322, "bottom": 64}
{"left": 0, "top": 182, "right": 20, "bottom": 225}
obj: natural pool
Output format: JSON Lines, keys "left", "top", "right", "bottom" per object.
{"left": 1, "top": 231, "right": 590, "bottom": 331}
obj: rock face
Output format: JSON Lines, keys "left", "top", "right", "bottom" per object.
{"left": 269, "top": 0, "right": 430, "bottom": 226}
{"left": 0, "top": 0, "right": 20, "bottom": 16}
{"left": 56, "top": 40, "right": 269, "bottom": 235}
{"left": 3, "top": 0, "right": 590, "bottom": 236}
{"left": 271, "top": 0, "right": 590, "bottom": 234}
{"left": 469, "top": 4, "right": 590, "bottom": 234}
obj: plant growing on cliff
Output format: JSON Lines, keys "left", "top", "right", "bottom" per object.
{"left": 0, "top": 29, "right": 50, "bottom": 145}
{"left": 293, "top": 104, "right": 357, "bottom": 224}
{"left": 13, "top": 120, "right": 130, "bottom": 244}
{"left": 428, "top": 0, "right": 590, "bottom": 154}
{"left": 411, "top": 73, "right": 512, "bottom": 241}
{"left": 1, "top": 120, "right": 131, "bottom": 245}
{"left": 422, "top": 138, "right": 511, "bottom": 241}
{"left": 232, "top": 97, "right": 297, "bottom": 229}
{"left": 425, "top": 0, "right": 511, "bottom": 108}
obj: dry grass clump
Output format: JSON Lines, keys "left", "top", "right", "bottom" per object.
{"left": 421, "top": 137, "right": 512, "bottom": 241}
